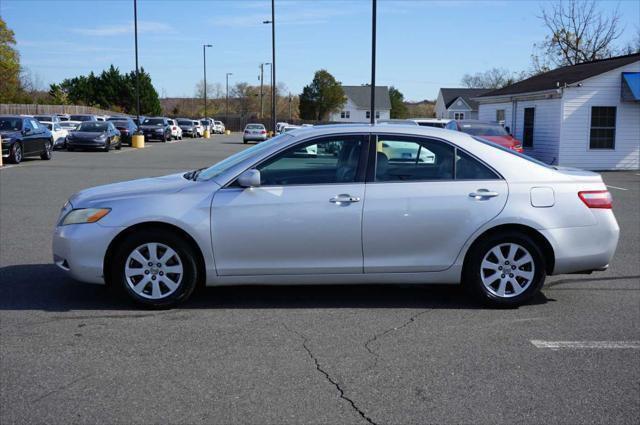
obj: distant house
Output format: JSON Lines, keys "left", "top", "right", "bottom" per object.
{"left": 434, "top": 88, "right": 490, "bottom": 120}
{"left": 329, "top": 85, "right": 391, "bottom": 122}
{"left": 476, "top": 53, "right": 639, "bottom": 170}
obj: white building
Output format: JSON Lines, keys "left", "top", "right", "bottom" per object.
{"left": 476, "top": 53, "right": 639, "bottom": 170}
{"left": 434, "top": 88, "right": 490, "bottom": 120}
{"left": 329, "top": 86, "right": 391, "bottom": 122}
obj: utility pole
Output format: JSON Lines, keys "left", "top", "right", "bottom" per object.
{"left": 288, "top": 92, "right": 292, "bottom": 122}
{"left": 225, "top": 72, "right": 233, "bottom": 126}
{"left": 259, "top": 63, "right": 264, "bottom": 119}
{"left": 203, "top": 44, "right": 212, "bottom": 118}
{"left": 263, "top": 0, "right": 276, "bottom": 132}
{"left": 134, "top": 0, "right": 141, "bottom": 128}
{"left": 370, "top": 0, "right": 377, "bottom": 125}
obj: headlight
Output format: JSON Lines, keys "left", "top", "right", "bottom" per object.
{"left": 61, "top": 208, "right": 111, "bottom": 225}
{"left": 2, "top": 138, "right": 12, "bottom": 144}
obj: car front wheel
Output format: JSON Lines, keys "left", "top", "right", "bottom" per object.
{"left": 111, "top": 230, "right": 199, "bottom": 308}
{"left": 464, "top": 232, "right": 546, "bottom": 307}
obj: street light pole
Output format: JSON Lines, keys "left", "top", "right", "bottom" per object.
{"left": 133, "top": 0, "right": 141, "bottom": 128}
{"left": 225, "top": 72, "right": 232, "bottom": 127}
{"left": 259, "top": 63, "right": 264, "bottom": 119}
{"left": 263, "top": 0, "right": 276, "bottom": 132}
{"left": 203, "top": 44, "right": 212, "bottom": 118}
{"left": 288, "top": 92, "right": 292, "bottom": 122}
{"left": 370, "top": 0, "right": 377, "bottom": 125}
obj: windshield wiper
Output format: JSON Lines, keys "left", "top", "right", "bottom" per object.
{"left": 184, "top": 168, "right": 205, "bottom": 181}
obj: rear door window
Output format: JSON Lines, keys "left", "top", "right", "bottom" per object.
{"left": 374, "top": 136, "right": 454, "bottom": 182}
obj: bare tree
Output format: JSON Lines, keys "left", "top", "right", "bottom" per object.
{"left": 461, "top": 68, "right": 524, "bottom": 89}
{"left": 536, "top": 0, "right": 623, "bottom": 70}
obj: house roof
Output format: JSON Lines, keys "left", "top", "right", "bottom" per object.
{"left": 439, "top": 88, "right": 491, "bottom": 111}
{"left": 342, "top": 85, "right": 391, "bottom": 110}
{"left": 480, "top": 53, "right": 640, "bottom": 98}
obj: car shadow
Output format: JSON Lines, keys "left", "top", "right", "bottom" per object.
{"left": 0, "top": 264, "right": 552, "bottom": 312}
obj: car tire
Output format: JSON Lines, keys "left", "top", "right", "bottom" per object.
{"left": 40, "top": 139, "right": 53, "bottom": 160}
{"left": 67, "top": 146, "right": 74, "bottom": 152}
{"left": 243, "top": 139, "right": 247, "bottom": 144}
{"left": 103, "top": 139, "right": 110, "bottom": 152}
{"left": 464, "top": 231, "right": 546, "bottom": 308}
{"left": 116, "top": 140, "right": 122, "bottom": 150}
{"left": 111, "top": 229, "right": 199, "bottom": 308}
{"left": 8, "top": 142, "right": 23, "bottom": 164}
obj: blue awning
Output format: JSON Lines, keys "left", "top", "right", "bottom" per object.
{"left": 621, "top": 72, "right": 640, "bottom": 102}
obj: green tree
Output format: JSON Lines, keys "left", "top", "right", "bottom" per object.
{"left": 0, "top": 17, "right": 22, "bottom": 102}
{"left": 131, "top": 67, "right": 162, "bottom": 115}
{"left": 48, "top": 84, "right": 69, "bottom": 105}
{"left": 298, "top": 70, "right": 345, "bottom": 121}
{"left": 389, "top": 86, "right": 408, "bottom": 119}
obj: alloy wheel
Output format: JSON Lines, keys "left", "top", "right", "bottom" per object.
{"left": 480, "top": 243, "right": 535, "bottom": 298}
{"left": 13, "top": 144, "right": 22, "bottom": 163}
{"left": 124, "top": 242, "right": 183, "bottom": 299}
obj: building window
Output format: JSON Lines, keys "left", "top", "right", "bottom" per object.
{"left": 375, "top": 111, "right": 380, "bottom": 119}
{"left": 454, "top": 112, "right": 465, "bottom": 120}
{"left": 366, "top": 111, "right": 370, "bottom": 119}
{"left": 590, "top": 107, "right": 616, "bottom": 149}
{"left": 523, "top": 107, "right": 534, "bottom": 147}
{"left": 496, "top": 109, "right": 505, "bottom": 124}
{"left": 340, "top": 111, "right": 350, "bottom": 119}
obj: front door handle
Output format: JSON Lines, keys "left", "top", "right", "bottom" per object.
{"left": 329, "top": 194, "right": 361, "bottom": 204}
{"left": 469, "top": 189, "right": 499, "bottom": 199}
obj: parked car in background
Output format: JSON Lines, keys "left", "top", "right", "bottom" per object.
{"left": 140, "top": 117, "right": 172, "bottom": 142}
{"left": 107, "top": 116, "right": 129, "bottom": 122}
{"left": 133, "top": 116, "right": 147, "bottom": 127}
{"left": 377, "top": 119, "right": 419, "bottom": 126}
{"left": 276, "top": 122, "right": 289, "bottom": 133}
{"left": 282, "top": 124, "right": 301, "bottom": 133}
{"left": 66, "top": 121, "right": 121, "bottom": 152}
{"left": 214, "top": 120, "right": 225, "bottom": 134}
{"left": 167, "top": 119, "right": 183, "bottom": 140}
{"left": 52, "top": 124, "right": 620, "bottom": 308}
{"left": 200, "top": 119, "right": 213, "bottom": 134}
{"left": 1, "top": 115, "right": 54, "bottom": 163}
{"left": 56, "top": 113, "right": 70, "bottom": 121}
{"left": 243, "top": 123, "right": 267, "bottom": 143}
{"left": 41, "top": 121, "right": 69, "bottom": 149}
{"left": 177, "top": 118, "right": 198, "bottom": 138}
{"left": 96, "top": 115, "right": 108, "bottom": 122}
{"left": 110, "top": 117, "right": 138, "bottom": 146}
{"left": 409, "top": 118, "right": 452, "bottom": 128}
{"left": 69, "top": 114, "right": 98, "bottom": 122}
{"left": 192, "top": 120, "right": 204, "bottom": 137}
{"left": 446, "top": 120, "right": 523, "bottom": 153}
{"left": 60, "top": 121, "right": 81, "bottom": 132}
{"left": 34, "top": 114, "right": 61, "bottom": 124}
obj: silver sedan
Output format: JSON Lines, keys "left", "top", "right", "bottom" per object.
{"left": 52, "top": 125, "right": 619, "bottom": 308}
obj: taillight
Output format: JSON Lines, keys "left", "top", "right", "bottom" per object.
{"left": 512, "top": 144, "right": 523, "bottom": 152}
{"left": 261, "top": 130, "right": 266, "bottom": 134}
{"left": 578, "top": 190, "right": 612, "bottom": 209}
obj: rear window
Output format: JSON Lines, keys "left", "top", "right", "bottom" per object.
{"left": 246, "top": 124, "right": 265, "bottom": 130}
{"left": 177, "top": 120, "right": 192, "bottom": 125}
{"left": 459, "top": 123, "right": 508, "bottom": 136}
{"left": 70, "top": 115, "right": 94, "bottom": 121}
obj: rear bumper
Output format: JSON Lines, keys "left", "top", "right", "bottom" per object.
{"left": 243, "top": 134, "right": 267, "bottom": 141}
{"left": 52, "top": 223, "right": 124, "bottom": 284}
{"left": 541, "top": 209, "right": 620, "bottom": 275}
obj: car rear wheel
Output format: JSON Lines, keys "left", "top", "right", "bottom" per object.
{"left": 464, "top": 232, "right": 546, "bottom": 307}
{"left": 116, "top": 140, "right": 122, "bottom": 150}
{"left": 111, "top": 230, "right": 198, "bottom": 308}
{"left": 8, "top": 142, "right": 22, "bottom": 164}
{"left": 40, "top": 140, "right": 53, "bottom": 160}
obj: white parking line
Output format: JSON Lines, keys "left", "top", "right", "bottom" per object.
{"left": 531, "top": 340, "right": 640, "bottom": 349}
{"left": 606, "top": 185, "right": 628, "bottom": 191}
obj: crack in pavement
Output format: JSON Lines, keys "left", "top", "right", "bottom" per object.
{"left": 283, "top": 324, "right": 377, "bottom": 425}
{"left": 363, "top": 309, "right": 430, "bottom": 372}
{"left": 32, "top": 374, "right": 93, "bottom": 403}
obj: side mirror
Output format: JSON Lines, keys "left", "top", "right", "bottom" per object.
{"left": 237, "top": 169, "right": 261, "bottom": 188}
{"left": 23, "top": 127, "right": 31, "bottom": 135}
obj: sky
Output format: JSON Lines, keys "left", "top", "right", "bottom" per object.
{"left": 2, "top": 0, "right": 639, "bottom": 101}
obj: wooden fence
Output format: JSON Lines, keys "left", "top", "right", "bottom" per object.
{"left": 0, "top": 104, "right": 119, "bottom": 116}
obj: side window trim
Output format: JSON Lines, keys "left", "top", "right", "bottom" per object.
{"left": 223, "top": 133, "right": 371, "bottom": 189}
{"left": 367, "top": 133, "right": 503, "bottom": 183}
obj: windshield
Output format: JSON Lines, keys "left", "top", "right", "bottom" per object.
{"left": 473, "top": 136, "right": 552, "bottom": 168}
{"left": 177, "top": 120, "right": 192, "bottom": 125}
{"left": 201, "top": 120, "right": 210, "bottom": 124}
{"left": 143, "top": 118, "right": 164, "bottom": 125}
{"left": 78, "top": 122, "right": 108, "bottom": 132}
{"left": 70, "top": 115, "right": 94, "bottom": 121}
{"left": 34, "top": 116, "right": 51, "bottom": 121}
{"left": 113, "top": 121, "right": 129, "bottom": 127}
{"left": 197, "top": 134, "right": 291, "bottom": 181}
{"left": 0, "top": 118, "right": 22, "bottom": 131}
{"left": 459, "top": 123, "right": 508, "bottom": 136}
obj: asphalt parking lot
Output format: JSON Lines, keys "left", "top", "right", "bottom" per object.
{"left": 1, "top": 135, "right": 639, "bottom": 424}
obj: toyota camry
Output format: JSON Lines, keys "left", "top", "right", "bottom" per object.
{"left": 52, "top": 125, "right": 619, "bottom": 308}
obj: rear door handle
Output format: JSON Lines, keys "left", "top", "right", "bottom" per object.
{"left": 330, "top": 194, "right": 361, "bottom": 204}
{"left": 469, "top": 189, "right": 499, "bottom": 199}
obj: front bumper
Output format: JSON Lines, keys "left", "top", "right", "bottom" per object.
{"left": 143, "top": 131, "right": 166, "bottom": 141}
{"left": 52, "top": 223, "right": 124, "bottom": 284}
{"left": 67, "top": 139, "right": 107, "bottom": 148}
{"left": 541, "top": 209, "right": 620, "bottom": 275}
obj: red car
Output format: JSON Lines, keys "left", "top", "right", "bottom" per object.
{"left": 446, "top": 120, "right": 524, "bottom": 153}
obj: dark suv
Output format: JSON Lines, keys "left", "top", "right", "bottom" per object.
{"left": 1, "top": 115, "right": 53, "bottom": 164}
{"left": 139, "top": 117, "right": 172, "bottom": 142}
